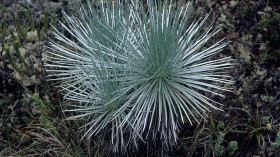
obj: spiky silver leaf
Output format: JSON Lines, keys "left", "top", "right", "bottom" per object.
{"left": 44, "top": 0, "right": 233, "bottom": 152}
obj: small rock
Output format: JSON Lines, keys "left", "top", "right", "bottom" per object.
{"left": 222, "top": 4, "right": 228, "bottom": 11}
{"left": 26, "top": 31, "right": 38, "bottom": 42}
{"left": 31, "top": 75, "right": 40, "bottom": 85}
{"left": 49, "top": 1, "right": 63, "bottom": 12}
{"left": 264, "top": 7, "right": 272, "bottom": 12}
{"left": 19, "top": 47, "right": 27, "bottom": 57}
{"left": 33, "top": 63, "right": 42, "bottom": 72}
{"left": 218, "top": 14, "right": 227, "bottom": 22}
{"left": 229, "top": 0, "right": 238, "bottom": 9}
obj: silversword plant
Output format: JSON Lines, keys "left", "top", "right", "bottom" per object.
{"left": 45, "top": 0, "right": 234, "bottom": 152}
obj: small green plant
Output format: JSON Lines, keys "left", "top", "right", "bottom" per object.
{"left": 32, "top": 92, "right": 55, "bottom": 131}
{"left": 0, "top": 6, "right": 73, "bottom": 157}
{"left": 1, "top": 8, "right": 50, "bottom": 76}
{"left": 14, "top": 12, "right": 27, "bottom": 41}
{"left": 276, "top": 132, "right": 280, "bottom": 144}
{"left": 261, "top": 95, "right": 275, "bottom": 103}
{"left": 181, "top": 117, "right": 239, "bottom": 157}
{"left": 271, "top": 131, "right": 280, "bottom": 148}
{"left": 45, "top": 0, "right": 233, "bottom": 152}
{"left": 214, "top": 132, "right": 226, "bottom": 156}
{"left": 5, "top": 44, "right": 23, "bottom": 74}
{"left": 214, "top": 131, "right": 238, "bottom": 157}
{"left": 226, "top": 141, "right": 238, "bottom": 156}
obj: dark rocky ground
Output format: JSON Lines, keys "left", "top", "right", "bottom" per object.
{"left": 0, "top": 0, "right": 280, "bottom": 156}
